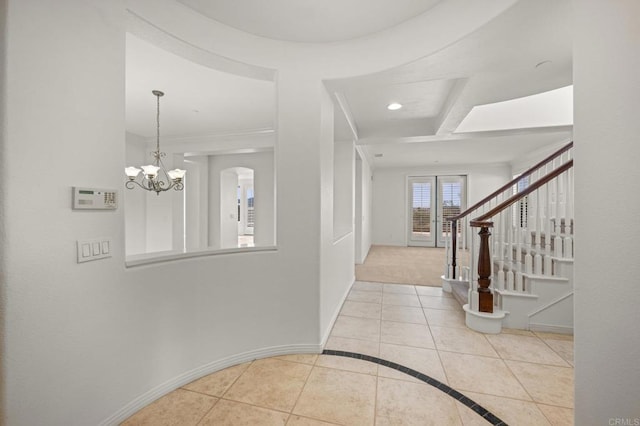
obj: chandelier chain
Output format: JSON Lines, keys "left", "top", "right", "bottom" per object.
{"left": 156, "top": 91, "right": 160, "bottom": 157}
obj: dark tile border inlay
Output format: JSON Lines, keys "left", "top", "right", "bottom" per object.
{"left": 322, "top": 349, "right": 508, "bottom": 426}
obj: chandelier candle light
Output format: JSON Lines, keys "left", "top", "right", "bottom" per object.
{"left": 125, "top": 90, "right": 186, "bottom": 195}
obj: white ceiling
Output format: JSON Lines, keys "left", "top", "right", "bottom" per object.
{"left": 325, "top": 0, "right": 573, "bottom": 167}
{"left": 126, "top": 33, "right": 275, "bottom": 139}
{"left": 125, "top": 0, "right": 573, "bottom": 168}
{"left": 176, "top": 0, "right": 443, "bottom": 43}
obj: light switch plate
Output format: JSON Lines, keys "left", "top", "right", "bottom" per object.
{"left": 77, "top": 238, "right": 112, "bottom": 263}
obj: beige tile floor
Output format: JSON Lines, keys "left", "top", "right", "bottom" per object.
{"left": 122, "top": 282, "right": 574, "bottom": 425}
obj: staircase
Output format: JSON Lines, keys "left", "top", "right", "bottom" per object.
{"left": 442, "top": 142, "right": 574, "bottom": 334}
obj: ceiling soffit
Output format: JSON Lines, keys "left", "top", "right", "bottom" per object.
{"left": 176, "top": 0, "right": 443, "bottom": 43}
{"left": 326, "top": 0, "right": 573, "bottom": 167}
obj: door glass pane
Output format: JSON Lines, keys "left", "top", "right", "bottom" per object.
{"left": 412, "top": 182, "right": 431, "bottom": 240}
{"left": 441, "top": 181, "right": 462, "bottom": 235}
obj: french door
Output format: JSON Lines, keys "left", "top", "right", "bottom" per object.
{"left": 408, "top": 175, "right": 465, "bottom": 247}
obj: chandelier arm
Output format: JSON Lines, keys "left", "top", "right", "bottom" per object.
{"left": 126, "top": 180, "right": 151, "bottom": 191}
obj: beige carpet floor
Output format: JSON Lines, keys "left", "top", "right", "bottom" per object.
{"left": 355, "top": 245, "right": 446, "bottom": 287}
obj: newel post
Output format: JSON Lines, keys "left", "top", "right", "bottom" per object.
{"left": 476, "top": 222, "right": 494, "bottom": 313}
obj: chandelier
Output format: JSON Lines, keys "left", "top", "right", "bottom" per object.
{"left": 125, "top": 90, "right": 185, "bottom": 195}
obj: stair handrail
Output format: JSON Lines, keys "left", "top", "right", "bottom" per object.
{"left": 469, "top": 159, "right": 573, "bottom": 313}
{"left": 445, "top": 141, "right": 573, "bottom": 279}
{"left": 470, "top": 160, "right": 574, "bottom": 227}
{"left": 452, "top": 141, "right": 573, "bottom": 222}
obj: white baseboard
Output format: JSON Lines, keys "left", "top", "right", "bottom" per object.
{"left": 320, "top": 276, "right": 355, "bottom": 347}
{"left": 529, "top": 323, "right": 574, "bottom": 335}
{"left": 99, "top": 343, "right": 322, "bottom": 426}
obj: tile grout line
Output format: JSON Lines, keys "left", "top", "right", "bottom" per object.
{"left": 418, "top": 285, "right": 454, "bottom": 390}
{"left": 535, "top": 404, "right": 558, "bottom": 426}
{"left": 322, "top": 349, "right": 507, "bottom": 426}
{"left": 216, "top": 396, "right": 293, "bottom": 416}
{"left": 194, "top": 396, "right": 221, "bottom": 426}
{"left": 211, "top": 360, "right": 310, "bottom": 415}
{"left": 497, "top": 347, "right": 541, "bottom": 408}
{"left": 495, "top": 344, "right": 572, "bottom": 368}
{"left": 536, "top": 334, "right": 574, "bottom": 367}
{"left": 218, "top": 361, "right": 253, "bottom": 399}
{"left": 416, "top": 285, "right": 472, "bottom": 424}
{"left": 417, "top": 279, "right": 478, "bottom": 424}
{"left": 373, "top": 363, "right": 380, "bottom": 425}
{"left": 498, "top": 351, "right": 575, "bottom": 407}
{"left": 287, "top": 356, "right": 317, "bottom": 420}
{"left": 182, "top": 360, "right": 256, "bottom": 425}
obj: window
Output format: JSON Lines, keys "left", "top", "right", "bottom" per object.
{"left": 246, "top": 187, "right": 255, "bottom": 228}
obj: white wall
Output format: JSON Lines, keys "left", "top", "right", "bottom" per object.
{"left": 125, "top": 132, "right": 148, "bottom": 255}
{"left": 372, "top": 164, "right": 510, "bottom": 246}
{"left": 320, "top": 86, "right": 355, "bottom": 341}
{"left": 355, "top": 150, "right": 373, "bottom": 263}
{"left": 220, "top": 169, "right": 239, "bottom": 248}
{"left": 333, "top": 139, "right": 354, "bottom": 239}
{"left": 1, "top": 3, "right": 317, "bottom": 425}
{"left": 184, "top": 155, "right": 209, "bottom": 251}
{"left": 573, "top": 0, "right": 640, "bottom": 423}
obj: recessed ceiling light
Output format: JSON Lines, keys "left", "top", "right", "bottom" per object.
{"left": 374, "top": 153, "right": 384, "bottom": 158}
{"left": 387, "top": 102, "right": 403, "bottom": 111}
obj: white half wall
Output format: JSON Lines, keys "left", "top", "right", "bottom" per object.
{"left": 372, "top": 164, "right": 510, "bottom": 246}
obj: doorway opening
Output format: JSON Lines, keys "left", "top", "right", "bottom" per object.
{"left": 220, "top": 167, "right": 255, "bottom": 248}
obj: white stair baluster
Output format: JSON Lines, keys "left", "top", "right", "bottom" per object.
{"left": 525, "top": 250, "right": 533, "bottom": 275}
{"left": 515, "top": 222, "right": 524, "bottom": 292}
{"left": 554, "top": 175, "right": 563, "bottom": 258}
{"left": 544, "top": 163, "right": 553, "bottom": 275}
{"left": 564, "top": 167, "right": 574, "bottom": 258}
{"left": 534, "top": 186, "right": 543, "bottom": 275}
{"left": 506, "top": 269, "right": 515, "bottom": 291}
{"left": 469, "top": 230, "right": 479, "bottom": 311}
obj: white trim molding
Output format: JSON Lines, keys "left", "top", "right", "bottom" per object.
{"left": 99, "top": 343, "right": 323, "bottom": 425}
